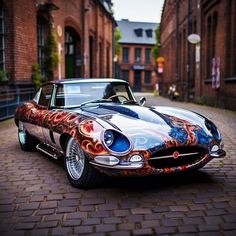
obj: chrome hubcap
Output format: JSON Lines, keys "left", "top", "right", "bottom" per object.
{"left": 18, "top": 121, "right": 26, "bottom": 145}
{"left": 66, "top": 138, "right": 85, "bottom": 180}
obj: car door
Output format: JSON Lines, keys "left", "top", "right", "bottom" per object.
{"left": 27, "top": 84, "right": 54, "bottom": 142}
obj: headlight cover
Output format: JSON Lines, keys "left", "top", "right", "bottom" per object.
{"left": 102, "top": 129, "right": 132, "bottom": 155}
{"left": 205, "top": 119, "right": 221, "bottom": 141}
{"left": 104, "top": 130, "right": 114, "bottom": 147}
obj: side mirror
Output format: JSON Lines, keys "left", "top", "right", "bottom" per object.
{"left": 140, "top": 97, "right": 146, "bottom": 106}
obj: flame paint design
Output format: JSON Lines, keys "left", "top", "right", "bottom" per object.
{"left": 81, "top": 139, "right": 107, "bottom": 156}
{"left": 15, "top": 100, "right": 217, "bottom": 178}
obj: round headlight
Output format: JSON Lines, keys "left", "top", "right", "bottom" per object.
{"left": 104, "top": 130, "right": 114, "bottom": 147}
{"left": 102, "top": 129, "right": 133, "bottom": 154}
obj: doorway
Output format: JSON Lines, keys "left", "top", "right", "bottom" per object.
{"left": 65, "top": 27, "right": 81, "bottom": 78}
{"left": 133, "top": 70, "right": 142, "bottom": 92}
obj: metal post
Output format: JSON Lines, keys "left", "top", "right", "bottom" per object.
{"left": 186, "top": 0, "right": 191, "bottom": 101}
{"left": 175, "top": 0, "right": 179, "bottom": 85}
{"left": 196, "top": 0, "right": 201, "bottom": 98}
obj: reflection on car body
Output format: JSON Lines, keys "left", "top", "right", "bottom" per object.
{"left": 15, "top": 78, "right": 226, "bottom": 188}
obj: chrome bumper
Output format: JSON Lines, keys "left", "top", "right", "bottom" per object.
{"left": 210, "top": 149, "right": 226, "bottom": 158}
{"left": 90, "top": 161, "right": 143, "bottom": 169}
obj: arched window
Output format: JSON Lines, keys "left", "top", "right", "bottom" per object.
{"left": 0, "top": 2, "right": 5, "bottom": 71}
{"left": 37, "top": 14, "right": 48, "bottom": 75}
{"left": 225, "top": 0, "right": 236, "bottom": 78}
{"left": 206, "top": 12, "right": 217, "bottom": 78}
{"left": 65, "top": 27, "right": 81, "bottom": 78}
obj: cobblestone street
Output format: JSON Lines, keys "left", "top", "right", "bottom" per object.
{"left": 0, "top": 95, "right": 236, "bottom": 236}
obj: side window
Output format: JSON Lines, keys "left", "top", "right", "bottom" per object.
{"left": 33, "top": 88, "right": 42, "bottom": 103}
{"left": 38, "top": 84, "right": 53, "bottom": 107}
{"left": 54, "top": 85, "right": 65, "bottom": 107}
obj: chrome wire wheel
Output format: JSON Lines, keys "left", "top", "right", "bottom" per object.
{"left": 18, "top": 121, "right": 26, "bottom": 145}
{"left": 66, "top": 137, "right": 85, "bottom": 180}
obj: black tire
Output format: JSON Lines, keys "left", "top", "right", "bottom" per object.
{"left": 18, "top": 121, "right": 37, "bottom": 151}
{"left": 64, "top": 137, "right": 104, "bottom": 189}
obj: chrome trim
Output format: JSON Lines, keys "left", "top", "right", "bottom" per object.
{"left": 65, "top": 137, "right": 85, "bottom": 180}
{"left": 36, "top": 143, "right": 63, "bottom": 160}
{"left": 36, "top": 144, "right": 58, "bottom": 159}
{"left": 100, "top": 129, "right": 133, "bottom": 156}
{"left": 150, "top": 152, "right": 199, "bottom": 160}
{"left": 94, "top": 155, "right": 120, "bottom": 166}
{"left": 90, "top": 161, "right": 143, "bottom": 169}
{"left": 18, "top": 121, "right": 26, "bottom": 145}
{"left": 210, "top": 149, "right": 226, "bottom": 158}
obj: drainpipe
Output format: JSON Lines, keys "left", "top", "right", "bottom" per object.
{"left": 175, "top": 0, "right": 179, "bottom": 85}
{"left": 186, "top": 0, "right": 191, "bottom": 101}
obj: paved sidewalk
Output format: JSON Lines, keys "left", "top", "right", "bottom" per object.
{"left": 0, "top": 95, "right": 236, "bottom": 236}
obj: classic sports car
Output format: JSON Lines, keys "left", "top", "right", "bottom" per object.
{"left": 15, "top": 79, "right": 226, "bottom": 188}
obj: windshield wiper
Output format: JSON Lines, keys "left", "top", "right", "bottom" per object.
{"left": 79, "top": 98, "right": 112, "bottom": 107}
{"left": 66, "top": 98, "right": 137, "bottom": 109}
{"left": 122, "top": 100, "right": 138, "bottom": 105}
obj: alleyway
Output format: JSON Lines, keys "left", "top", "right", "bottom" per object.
{"left": 0, "top": 95, "right": 236, "bottom": 236}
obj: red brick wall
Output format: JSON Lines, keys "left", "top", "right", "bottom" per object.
{"left": 2, "top": 0, "right": 114, "bottom": 84}
{"left": 13, "top": 1, "right": 38, "bottom": 83}
{"left": 118, "top": 43, "right": 157, "bottom": 92}
{"left": 160, "top": 0, "right": 236, "bottom": 110}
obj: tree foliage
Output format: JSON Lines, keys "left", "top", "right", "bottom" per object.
{"left": 32, "top": 64, "right": 45, "bottom": 89}
{"left": 114, "top": 28, "right": 122, "bottom": 57}
{"left": 44, "top": 32, "right": 59, "bottom": 81}
{"left": 152, "top": 25, "right": 160, "bottom": 60}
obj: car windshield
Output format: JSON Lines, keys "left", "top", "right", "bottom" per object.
{"left": 52, "top": 82, "right": 137, "bottom": 108}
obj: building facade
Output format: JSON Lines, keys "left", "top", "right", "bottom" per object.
{"left": 0, "top": 0, "right": 115, "bottom": 120}
{"left": 160, "top": 0, "right": 236, "bottom": 110}
{"left": 117, "top": 20, "right": 158, "bottom": 92}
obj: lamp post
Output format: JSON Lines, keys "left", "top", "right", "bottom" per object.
{"left": 187, "top": 33, "right": 201, "bottom": 100}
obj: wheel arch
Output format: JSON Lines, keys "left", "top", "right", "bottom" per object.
{"left": 15, "top": 118, "right": 19, "bottom": 127}
{"left": 60, "top": 133, "right": 72, "bottom": 152}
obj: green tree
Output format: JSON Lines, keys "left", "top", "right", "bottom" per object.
{"left": 32, "top": 64, "right": 45, "bottom": 89}
{"left": 44, "top": 32, "right": 59, "bottom": 81}
{"left": 152, "top": 25, "right": 160, "bottom": 60}
{"left": 114, "top": 28, "right": 122, "bottom": 58}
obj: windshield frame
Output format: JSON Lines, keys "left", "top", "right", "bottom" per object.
{"left": 51, "top": 81, "right": 137, "bottom": 109}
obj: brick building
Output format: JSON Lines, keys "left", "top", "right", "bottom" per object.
{"left": 117, "top": 20, "right": 158, "bottom": 92}
{"left": 160, "top": 0, "right": 236, "bottom": 110}
{"left": 0, "top": 0, "right": 115, "bottom": 120}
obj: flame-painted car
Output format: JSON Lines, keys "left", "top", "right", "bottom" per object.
{"left": 15, "top": 79, "right": 226, "bottom": 188}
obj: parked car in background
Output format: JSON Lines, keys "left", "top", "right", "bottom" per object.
{"left": 15, "top": 79, "right": 226, "bottom": 188}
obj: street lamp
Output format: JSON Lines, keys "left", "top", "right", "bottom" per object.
{"left": 188, "top": 33, "right": 201, "bottom": 100}
{"left": 188, "top": 34, "right": 201, "bottom": 63}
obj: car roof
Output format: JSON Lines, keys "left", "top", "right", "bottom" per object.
{"left": 45, "top": 78, "right": 128, "bottom": 85}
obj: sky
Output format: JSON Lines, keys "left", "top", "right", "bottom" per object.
{"left": 112, "top": 0, "right": 165, "bottom": 23}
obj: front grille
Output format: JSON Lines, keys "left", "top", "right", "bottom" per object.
{"left": 148, "top": 146, "right": 208, "bottom": 169}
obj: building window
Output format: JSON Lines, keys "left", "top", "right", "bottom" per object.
{"left": 145, "top": 29, "right": 153, "bottom": 38}
{"left": 145, "top": 48, "right": 151, "bottom": 64}
{"left": 89, "top": 35, "right": 94, "bottom": 77}
{"left": 206, "top": 12, "right": 217, "bottom": 78}
{"left": 122, "top": 47, "right": 129, "bottom": 63}
{"left": 135, "top": 48, "right": 142, "bottom": 63}
{"left": 225, "top": 0, "right": 236, "bottom": 77}
{"left": 134, "top": 28, "right": 143, "bottom": 37}
{"left": 65, "top": 27, "right": 81, "bottom": 78}
{"left": 122, "top": 70, "right": 129, "bottom": 82}
{"left": 144, "top": 71, "right": 151, "bottom": 84}
{"left": 99, "top": 42, "right": 103, "bottom": 77}
{"left": 106, "top": 45, "right": 110, "bottom": 77}
{"left": 0, "top": 2, "right": 5, "bottom": 71}
{"left": 37, "top": 16, "right": 47, "bottom": 75}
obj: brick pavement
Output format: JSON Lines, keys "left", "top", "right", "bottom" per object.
{"left": 0, "top": 95, "right": 236, "bottom": 236}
